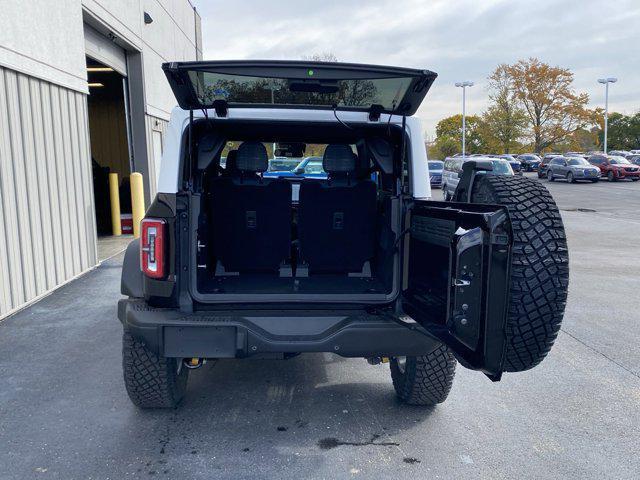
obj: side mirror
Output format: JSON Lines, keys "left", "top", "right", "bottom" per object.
{"left": 294, "top": 167, "right": 305, "bottom": 174}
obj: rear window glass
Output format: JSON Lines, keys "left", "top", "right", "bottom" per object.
{"left": 428, "top": 161, "right": 443, "bottom": 170}
{"left": 188, "top": 72, "right": 412, "bottom": 111}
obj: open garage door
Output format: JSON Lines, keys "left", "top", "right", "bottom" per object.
{"left": 84, "top": 24, "right": 127, "bottom": 77}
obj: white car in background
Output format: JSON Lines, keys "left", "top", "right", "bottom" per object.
{"left": 442, "top": 156, "right": 514, "bottom": 201}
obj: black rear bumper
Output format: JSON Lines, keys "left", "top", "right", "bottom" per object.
{"left": 118, "top": 299, "right": 439, "bottom": 358}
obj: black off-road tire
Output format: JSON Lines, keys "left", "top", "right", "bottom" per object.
{"left": 470, "top": 175, "right": 569, "bottom": 372}
{"left": 122, "top": 332, "right": 189, "bottom": 408}
{"left": 390, "top": 344, "right": 457, "bottom": 406}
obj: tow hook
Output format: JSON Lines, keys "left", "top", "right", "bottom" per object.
{"left": 183, "top": 357, "right": 204, "bottom": 369}
{"left": 366, "top": 356, "right": 390, "bottom": 365}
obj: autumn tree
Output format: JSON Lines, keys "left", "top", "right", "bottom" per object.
{"left": 481, "top": 64, "right": 528, "bottom": 153}
{"left": 506, "top": 58, "right": 591, "bottom": 153}
{"left": 434, "top": 114, "right": 487, "bottom": 155}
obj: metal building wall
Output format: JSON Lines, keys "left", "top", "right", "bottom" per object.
{"left": 145, "top": 115, "right": 169, "bottom": 199}
{"left": 0, "top": 65, "right": 97, "bottom": 318}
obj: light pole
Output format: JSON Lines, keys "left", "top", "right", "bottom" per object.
{"left": 597, "top": 77, "right": 617, "bottom": 154}
{"left": 455, "top": 81, "right": 474, "bottom": 157}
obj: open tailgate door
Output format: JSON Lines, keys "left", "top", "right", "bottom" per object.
{"left": 401, "top": 200, "right": 512, "bottom": 379}
{"left": 162, "top": 60, "right": 436, "bottom": 116}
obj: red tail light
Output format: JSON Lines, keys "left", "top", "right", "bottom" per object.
{"left": 140, "top": 218, "right": 166, "bottom": 279}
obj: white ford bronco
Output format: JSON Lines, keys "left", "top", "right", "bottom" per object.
{"left": 118, "top": 60, "right": 569, "bottom": 408}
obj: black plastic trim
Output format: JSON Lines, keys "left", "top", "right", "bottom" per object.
{"left": 118, "top": 299, "right": 440, "bottom": 358}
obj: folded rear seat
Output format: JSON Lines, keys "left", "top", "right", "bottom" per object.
{"left": 211, "top": 142, "right": 292, "bottom": 273}
{"left": 298, "top": 144, "right": 377, "bottom": 274}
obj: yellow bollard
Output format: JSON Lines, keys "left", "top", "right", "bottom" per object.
{"left": 130, "top": 172, "right": 145, "bottom": 238}
{"left": 108, "top": 173, "right": 122, "bottom": 236}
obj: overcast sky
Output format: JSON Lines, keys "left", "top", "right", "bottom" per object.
{"left": 192, "top": 0, "right": 639, "bottom": 137}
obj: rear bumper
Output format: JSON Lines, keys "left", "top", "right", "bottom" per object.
{"left": 118, "top": 299, "right": 439, "bottom": 358}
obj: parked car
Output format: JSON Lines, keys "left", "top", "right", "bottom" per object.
{"left": 117, "top": 60, "right": 569, "bottom": 409}
{"left": 629, "top": 150, "right": 640, "bottom": 155}
{"left": 546, "top": 156, "right": 600, "bottom": 183}
{"left": 517, "top": 154, "right": 541, "bottom": 171}
{"left": 588, "top": 154, "right": 640, "bottom": 181}
{"left": 268, "top": 156, "right": 300, "bottom": 172}
{"left": 608, "top": 150, "right": 632, "bottom": 158}
{"left": 498, "top": 154, "right": 523, "bottom": 175}
{"left": 428, "top": 160, "right": 443, "bottom": 187}
{"left": 538, "top": 154, "right": 562, "bottom": 178}
{"left": 628, "top": 154, "right": 640, "bottom": 166}
{"left": 442, "top": 156, "right": 514, "bottom": 200}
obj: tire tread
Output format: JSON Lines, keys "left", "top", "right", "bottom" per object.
{"left": 391, "top": 345, "right": 456, "bottom": 405}
{"left": 471, "top": 175, "right": 569, "bottom": 372}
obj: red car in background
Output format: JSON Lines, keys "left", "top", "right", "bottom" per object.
{"left": 587, "top": 154, "right": 640, "bottom": 182}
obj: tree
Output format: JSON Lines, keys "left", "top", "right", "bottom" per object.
{"left": 600, "top": 112, "right": 640, "bottom": 150}
{"left": 481, "top": 65, "right": 528, "bottom": 153}
{"left": 506, "top": 58, "right": 592, "bottom": 153}
{"left": 434, "top": 114, "right": 488, "bottom": 154}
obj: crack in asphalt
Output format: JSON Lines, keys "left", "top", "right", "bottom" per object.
{"left": 561, "top": 328, "right": 640, "bottom": 380}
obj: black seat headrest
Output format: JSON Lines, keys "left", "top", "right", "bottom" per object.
{"left": 225, "top": 150, "right": 238, "bottom": 173}
{"left": 236, "top": 142, "right": 268, "bottom": 173}
{"left": 323, "top": 144, "right": 356, "bottom": 174}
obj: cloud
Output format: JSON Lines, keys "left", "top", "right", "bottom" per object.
{"left": 192, "top": 0, "right": 640, "bottom": 136}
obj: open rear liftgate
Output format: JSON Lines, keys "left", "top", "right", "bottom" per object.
{"left": 401, "top": 161, "right": 512, "bottom": 380}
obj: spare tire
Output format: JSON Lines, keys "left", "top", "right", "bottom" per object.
{"left": 470, "top": 175, "right": 569, "bottom": 372}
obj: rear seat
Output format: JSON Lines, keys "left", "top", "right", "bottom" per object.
{"left": 211, "top": 142, "right": 292, "bottom": 273}
{"left": 298, "top": 144, "right": 377, "bottom": 273}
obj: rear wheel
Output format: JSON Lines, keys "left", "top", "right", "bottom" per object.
{"left": 566, "top": 172, "right": 575, "bottom": 183}
{"left": 390, "top": 344, "right": 456, "bottom": 406}
{"left": 470, "top": 175, "right": 569, "bottom": 372}
{"left": 608, "top": 171, "right": 616, "bottom": 182}
{"left": 122, "top": 332, "right": 189, "bottom": 408}
{"left": 547, "top": 170, "right": 554, "bottom": 181}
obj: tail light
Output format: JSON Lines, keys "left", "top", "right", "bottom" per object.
{"left": 140, "top": 218, "right": 167, "bottom": 279}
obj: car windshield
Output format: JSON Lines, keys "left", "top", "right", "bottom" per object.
{"left": 428, "top": 161, "right": 443, "bottom": 170}
{"left": 609, "top": 156, "right": 630, "bottom": 164}
{"left": 521, "top": 155, "right": 539, "bottom": 160}
{"left": 268, "top": 158, "right": 299, "bottom": 171}
{"left": 568, "top": 158, "right": 589, "bottom": 166}
{"left": 298, "top": 157, "right": 325, "bottom": 174}
{"left": 490, "top": 160, "right": 513, "bottom": 174}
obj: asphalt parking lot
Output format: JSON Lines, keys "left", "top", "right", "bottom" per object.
{"left": 1, "top": 172, "right": 639, "bottom": 480}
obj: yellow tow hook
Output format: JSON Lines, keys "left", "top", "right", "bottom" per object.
{"left": 184, "top": 357, "right": 203, "bottom": 369}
